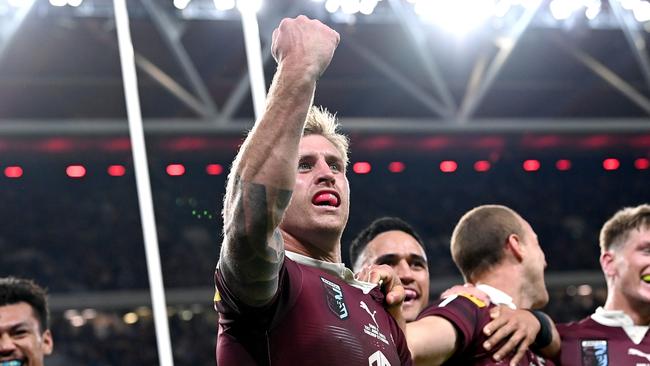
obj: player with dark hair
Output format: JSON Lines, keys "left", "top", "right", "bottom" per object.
{"left": 407, "top": 205, "right": 559, "bottom": 366}
{"left": 350, "top": 217, "right": 430, "bottom": 322}
{"left": 556, "top": 204, "right": 650, "bottom": 365}
{"left": 214, "top": 15, "right": 411, "bottom": 365}
{"left": 0, "top": 277, "right": 53, "bottom": 366}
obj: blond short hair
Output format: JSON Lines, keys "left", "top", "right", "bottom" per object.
{"left": 599, "top": 204, "right": 650, "bottom": 252}
{"left": 304, "top": 106, "right": 349, "bottom": 169}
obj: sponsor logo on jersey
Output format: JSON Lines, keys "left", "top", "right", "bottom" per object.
{"left": 360, "top": 301, "right": 389, "bottom": 345}
{"left": 581, "top": 340, "right": 608, "bottom": 366}
{"left": 368, "top": 350, "right": 391, "bottom": 366}
{"left": 321, "top": 277, "right": 349, "bottom": 320}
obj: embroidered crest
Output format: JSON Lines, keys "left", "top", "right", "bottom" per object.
{"left": 320, "top": 277, "right": 349, "bottom": 319}
{"left": 581, "top": 340, "right": 608, "bottom": 366}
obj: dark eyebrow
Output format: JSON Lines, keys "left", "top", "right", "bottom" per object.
{"left": 374, "top": 253, "right": 427, "bottom": 265}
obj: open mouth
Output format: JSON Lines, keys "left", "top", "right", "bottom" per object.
{"left": 403, "top": 289, "right": 419, "bottom": 304}
{"left": 312, "top": 191, "right": 340, "bottom": 207}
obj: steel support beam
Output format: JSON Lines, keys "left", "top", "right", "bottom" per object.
{"left": 346, "top": 35, "right": 452, "bottom": 118}
{"left": 458, "top": 0, "right": 544, "bottom": 122}
{"left": 141, "top": 0, "right": 218, "bottom": 119}
{"left": 0, "top": 118, "right": 649, "bottom": 135}
{"left": 553, "top": 35, "right": 650, "bottom": 115}
{"left": 609, "top": 0, "right": 650, "bottom": 90}
{"left": 387, "top": 0, "right": 456, "bottom": 114}
{"left": 0, "top": 0, "right": 36, "bottom": 67}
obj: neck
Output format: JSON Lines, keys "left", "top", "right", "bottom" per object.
{"left": 475, "top": 266, "right": 531, "bottom": 308}
{"left": 282, "top": 230, "right": 341, "bottom": 263}
{"left": 604, "top": 284, "right": 650, "bottom": 325}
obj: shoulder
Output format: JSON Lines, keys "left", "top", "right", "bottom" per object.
{"left": 419, "top": 293, "right": 489, "bottom": 319}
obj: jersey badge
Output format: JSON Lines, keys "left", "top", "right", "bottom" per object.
{"left": 320, "top": 277, "right": 349, "bottom": 319}
{"left": 580, "top": 339, "right": 608, "bottom": 366}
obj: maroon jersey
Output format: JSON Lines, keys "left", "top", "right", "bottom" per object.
{"left": 557, "top": 310, "right": 650, "bottom": 366}
{"left": 417, "top": 294, "right": 552, "bottom": 366}
{"left": 215, "top": 253, "right": 412, "bottom": 366}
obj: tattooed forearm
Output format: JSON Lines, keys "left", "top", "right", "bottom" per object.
{"left": 220, "top": 177, "right": 293, "bottom": 306}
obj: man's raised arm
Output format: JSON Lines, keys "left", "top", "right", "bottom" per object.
{"left": 218, "top": 16, "right": 340, "bottom": 307}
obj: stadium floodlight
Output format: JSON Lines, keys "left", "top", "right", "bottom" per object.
{"left": 359, "top": 0, "right": 378, "bottom": 15}
{"left": 549, "top": 0, "right": 584, "bottom": 20}
{"left": 213, "top": 0, "right": 235, "bottom": 11}
{"left": 620, "top": 0, "right": 638, "bottom": 11}
{"left": 584, "top": 0, "right": 601, "bottom": 20}
{"left": 67, "top": 0, "right": 83, "bottom": 7}
{"left": 341, "top": 0, "right": 360, "bottom": 14}
{"left": 49, "top": 0, "right": 67, "bottom": 7}
{"left": 494, "top": 0, "right": 513, "bottom": 17}
{"left": 632, "top": 0, "right": 650, "bottom": 22}
{"left": 7, "top": 0, "right": 33, "bottom": 7}
{"left": 236, "top": 0, "right": 262, "bottom": 13}
{"left": 414, "top": 0, "right": 496, "bottom": 36}
{"left": 325, "top": 0, "right": 340, "bottom": 13}
{"left": 173, "top": 0, "right": 190, "bottom": 10}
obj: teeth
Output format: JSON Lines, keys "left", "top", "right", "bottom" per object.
{"left": 643, "top": 274, "right": 650, "bottom": 283}
{"left": 0, "top": 361, "right": 23, "bottom": 366}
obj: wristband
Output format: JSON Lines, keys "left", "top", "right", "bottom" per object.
{"left": 529, "top": 310, "right": 552, "bottom": 349}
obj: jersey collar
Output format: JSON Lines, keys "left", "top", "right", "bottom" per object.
{"left": 476, "top": 283, "right": 516, "bottom": 309}
{"left": 591, "top": 307, "right": 649, "bottom": 345}
{"left": 285, "top": 251, "right": 377, "bottom": 294}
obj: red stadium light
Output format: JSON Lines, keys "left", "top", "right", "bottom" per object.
{"left": 523, "top": 160, "right": 540, "bottom": 172}
{"left": 634, "top": 158, "right": 650, "bottom": 170}
{"left": 439, "top": 160, "right": 457, "bottom": 173}
{"left": 166, "top": 164, "right": 186, "bottom": 176}
{"left": 353, "top": 162, "right": 372, "bottom": 174}
{"left": 555, "top": 159, "right": 572, "bottom": 171}
{"left": 206, "top": 164, "right": 224, "bottom": 175}
{"left": 66, "top": 165, "right": 86, "bottom": 178}
{"left": 473, "top": 160, "right": 490, "bottom": 172}
{"left": 4, "top": 166, "right": 23, "bottom": 178}
{"left": 603, "top": 158, "right": 620, "bottom": 171}
{"left": 388, "top": 161, "right": 405, "bottom": 173}
{"left": 107, "top": 165, "right": 126, "bottom": 177}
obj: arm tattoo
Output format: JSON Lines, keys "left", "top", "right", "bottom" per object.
{"left": 220, "top": 176, "right": 293, "bottom": 306}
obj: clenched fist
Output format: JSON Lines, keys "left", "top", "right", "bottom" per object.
{"left": 272, "top": 15, "right": 340, "bottom": 81}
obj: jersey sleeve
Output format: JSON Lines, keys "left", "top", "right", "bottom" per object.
{"left": 214, "top": 257, "right": 302, "bottom": 324}
{"left": 417, "top": 294, "right": 484, "bottom": 353}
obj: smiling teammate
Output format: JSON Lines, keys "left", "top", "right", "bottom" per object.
{"left": 0, "top": 277, "right": 53, "bottom": 366}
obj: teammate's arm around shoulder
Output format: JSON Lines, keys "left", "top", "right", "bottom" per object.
{"left": 406, "top": 315, "right": 458, "bottom": 366}
{"left": 218, "top": 16, "right": 340, "bottom": 307}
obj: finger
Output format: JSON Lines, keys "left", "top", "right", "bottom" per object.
{"left": 483, "top": 315, "right": 508, "bottom": 337}
{"left": 492, "top": 331, "right": 524, "bottom": 362}
{"left": 508, "top": 338, "right": 530, "bottom": 366}
{"left": 483, "top": 321, "right": 515, "bottom": 350}
{"left": 386, "top": 284, "right": 405, "bottom": 306}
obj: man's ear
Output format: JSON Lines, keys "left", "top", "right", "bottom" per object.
{"left": 506, "top": 233, "right": 524, "bottom": 262}
{"left": 41, "top": 329, "right": 53, "bottom": 355}
{"left": 600, "top": 251, "right": 616, "bottom": 277}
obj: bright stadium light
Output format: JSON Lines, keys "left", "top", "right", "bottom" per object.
{"left": 341, "top": 0, "right": 360, "bottom": 14}
{"left": 414, "top": 0, "right": 496, "bottom": 36}
{"left": 8, "top": 0, "right": 33, "bottom": 7}
{"left": 213, "top": 0, "right": 235, "bottom": 11}
{"left": 173, "top": 0, "right": 190, "bottom": 10}
{"left": 236, "top": 0, "right": 262, "bottom": 13}
{"left": 494, "top": 0, "right": 513, "bottom": 17}
{"left": 67, "top": 0, "right": 82, "bottom": 7}
{"left": 584, "top": 0, "right": 601, "bottom": 20}
{"left": 632, "top": 1, "right": 650, "bottom": 22}
{"left": 49, "top": 0, "right": 66, "bottom": 7}
{"left": 549, "top": 0, "right": 583, "bottom": 20}
{"left": 325, "top": 0, "right": 340, "bottom": 13}
{"left": 359, "top": 0, "right": 378, "bottom": 15}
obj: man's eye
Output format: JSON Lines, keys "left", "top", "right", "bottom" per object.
{"left": 329, "top": 163, "right": 340, "bottom": 172}
{"left": 298, "top": 162, "right": 311, "bottom": 170}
